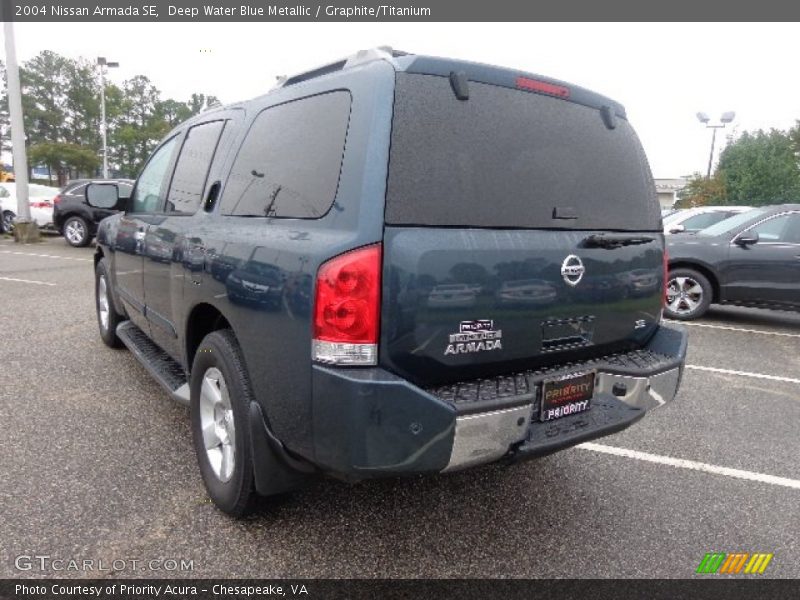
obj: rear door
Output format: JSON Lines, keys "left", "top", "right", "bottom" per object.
{"left": 723, "top": 211, "right": 800, "bottom": 308}
{"left": 380, "top": 73, "right": 663, "bottom": 386}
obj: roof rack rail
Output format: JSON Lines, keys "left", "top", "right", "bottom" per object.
{"left": 272, "top": 47, "right": 408, "bottom": 90}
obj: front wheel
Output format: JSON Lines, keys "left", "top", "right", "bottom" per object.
{"left": 190, "top": 330, "right": 255, "bottom": 516}
{"left": 665, "top": 268, "right": 712, "bottom": 320}
{"left": 63, "top": 215, "right": 91, "bottom": 247}
{"left": 95, "top": 258, "right": 124, "bottom": 347}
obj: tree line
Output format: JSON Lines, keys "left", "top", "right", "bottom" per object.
{"left": 677, "top": 125, "right": 800, "bottom": 207}
{"left": 0, "top": 50, "right": 221, "bottom": 184}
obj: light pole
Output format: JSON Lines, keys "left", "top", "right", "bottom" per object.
{"left": 3, "top": 20, "right": 35, "bottom": 242}
{"left": 696, "top": 111, "right": 735, "bottom": 178}
{"left": 97, "top": 57, "right": 119, "bottom": 179}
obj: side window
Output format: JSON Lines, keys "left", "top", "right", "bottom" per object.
{"left": 220, "top": 91, "right": 351, "bottom": 218}
{"left": 131, "top": 136, "right": 180, "bottom": 213}
{"left": 750, "top": 214, "right": 793, "bottom": 242}
{"left": 784, "top": 214, "right": 800, "bottom": 243}
{"left": 118, "top": 183, "right": 133, "bottom": 199}
{"left": 681, "top": 212, "right": 725, "bottom": 231}
{"left": 166, "top": 120, "right": 225, "bottom": 214}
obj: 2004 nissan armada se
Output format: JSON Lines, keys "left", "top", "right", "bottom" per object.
{"left": 87, "top": 49, "right": 688, "bottom": 515}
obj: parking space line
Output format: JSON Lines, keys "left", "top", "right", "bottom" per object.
{"left": 666, "top": 319, "right": 800, "bottom": 338}
{"left": 0, "top": 276, "right": 56, "bottom": 286}
{"left": 578, "top": 442, "right": 800, "bottom": 491}
{"left": 0, "top": 250, "right": 92, "bottom": 262}
{"left": 686, "top": 364, "right": 800, "bottom": 385}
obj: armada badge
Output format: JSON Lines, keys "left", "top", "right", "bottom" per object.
{"left": 444, "top": 320, "right": 503, "bottom": 356}
{"left": 561, "top": 255, "right": 585, "bottom": 286}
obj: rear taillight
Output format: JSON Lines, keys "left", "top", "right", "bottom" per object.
{"left": 30, "top": 201, "right": 52, "bottom": 208}
{"left": 312, "top": 244, "right": 381, "bottom": 366}
{"left": 52, "top": 194, "right": 61, "bottom": 206}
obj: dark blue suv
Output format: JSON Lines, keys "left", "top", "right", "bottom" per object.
{"left": 86, "top": 48, "right": 688, "bottom": 516}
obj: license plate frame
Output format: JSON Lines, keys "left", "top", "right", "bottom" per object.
{"left": 539, "top": 370, "right": 596, "bottom": 422}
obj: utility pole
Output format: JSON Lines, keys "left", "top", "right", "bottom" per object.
{"left": 3, "top": 19, "right": 37, "bottom": 242}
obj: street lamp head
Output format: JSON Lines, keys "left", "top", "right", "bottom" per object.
{"left": 720, "top": 111, "right": 736, "bottom": 124}
{"left": 696, "top": 112, "right": 710, "bottom": 124}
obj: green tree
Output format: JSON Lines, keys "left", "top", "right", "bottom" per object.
{"left": 675, "top": 173, "right": 728, "bottom": 208}
{"left": 28, "top": 142, "right": 99, "bottom": 185}
{"left": 716, "top": 129, "right": 800, "bottom": 205}
{"left": 0, "top": 60, "right": 10, "bottom": 154}
{"left": 188, "top": 93, "right": 221, "bottom": 115}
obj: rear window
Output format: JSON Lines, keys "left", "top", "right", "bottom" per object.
{"left": 386, "top": 74, "right": 660, "bottom": 231}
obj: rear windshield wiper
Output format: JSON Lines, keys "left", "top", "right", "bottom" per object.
{"left": 582, "top": 234, "right": 655, "bottom": 249}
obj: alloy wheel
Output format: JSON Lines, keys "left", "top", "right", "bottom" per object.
{"left": 97, "top": 275, "right": 110, "bottom": 332}
{"left": 65, "top": 219, "right": 86, "bottom": 245}
{"left": 199, "top": 367, "right": 236, "bottom": 483}
{"left": 666, "top": 276, "right": 704, "bottom": 316}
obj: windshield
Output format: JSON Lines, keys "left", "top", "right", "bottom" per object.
{"left": 697, "top": 208, "right": 766, "bottom": 236}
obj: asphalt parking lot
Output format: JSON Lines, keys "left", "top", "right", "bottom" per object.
{"left": 1, "top": 236, "right": 798, "bottom": 579}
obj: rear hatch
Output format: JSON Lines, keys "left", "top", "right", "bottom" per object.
{"left": 380, "top": 69, "right": 664, "bottom": 387}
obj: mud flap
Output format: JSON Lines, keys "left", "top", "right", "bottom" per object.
{"left": 249, "top": 402, "right": 314, "bottom": 496}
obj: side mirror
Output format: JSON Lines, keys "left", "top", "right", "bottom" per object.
{"left": 86, "top": 183, "right": 127, "bottom": 211}
{"left": 735, "top": 232, "right": 759, "bottom": 246}
{"left": 669, "top": 224, "right": 686, "bottom": 234}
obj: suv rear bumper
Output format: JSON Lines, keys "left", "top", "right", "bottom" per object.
{"left": 309, "top": 323, "right": 687, "bottom": 479}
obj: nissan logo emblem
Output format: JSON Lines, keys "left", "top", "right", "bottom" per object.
{"left": 561, "top": 255, "right": 585, "bottom": 286}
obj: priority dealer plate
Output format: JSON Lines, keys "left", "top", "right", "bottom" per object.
{"left": 539, "top": 370, "right": 595, "bottom": 422}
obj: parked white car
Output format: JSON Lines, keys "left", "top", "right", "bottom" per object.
{"left": 662, "top": 206, "right": 752, "bottom": 235}
{"left": 0, "top": 182, "right": 59, "bottom": 231}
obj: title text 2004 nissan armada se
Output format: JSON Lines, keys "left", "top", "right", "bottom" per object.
{"left": 87, "top": 49, "right": 688, "bottom": 516}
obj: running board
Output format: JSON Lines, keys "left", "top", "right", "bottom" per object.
{"left": 116, "top": 321, "right": 190, "bottom": 406}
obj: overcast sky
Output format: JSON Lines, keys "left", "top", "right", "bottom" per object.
{"left": 4, "top": 22, "right": 800, "bottom": 177}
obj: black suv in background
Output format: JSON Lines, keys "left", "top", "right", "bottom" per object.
{"left": 85, "top": 49, "right": 688, "bottom": 516}
{"left": 666, "top": 204, "right": 800, "bottom": 319}
{"left": 54, "top": 179, "right": 133, "bottom": 246}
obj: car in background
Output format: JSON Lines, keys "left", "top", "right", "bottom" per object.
{"left": 0, "top": 182, "right": 59, "bottom": 232}
{"left": 666, "top": 205, "right": 800, "bottom": 320}
{"left": 496, "top": 278, "right": 558, "bottom": 306}
{"left": 53, "top": 179, "right": 134, "bottom": 246}
{"left": 662, "top": 205, "right": 751, "bottom": 235}
{"left": 661, "top": 208, "right": 680, "bottom": 219}
{"left": 426, "top": 283, "right": 478, "bottom": 308}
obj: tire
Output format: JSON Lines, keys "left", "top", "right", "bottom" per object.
{"left": 63, "top": 215, "right": 91, "bottom": 247}
{"left": 2, "top": 210, "right": 15, "bottom": 234}
{"left": 95, "top": 258, "right": 124, "bottom": 348}
{"left": 190, "top": 329, "right": 255, "bottom": 517}
{"left": 665, "top": 268, "right": 712, "bottom": 320}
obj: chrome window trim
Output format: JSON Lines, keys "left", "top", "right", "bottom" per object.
{"left": 730, "top": 210, "right": 800, "bottom": 246}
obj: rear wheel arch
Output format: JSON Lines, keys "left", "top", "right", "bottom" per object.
{"left": 668, "top": 261, "right": 720, "bottom": 303}
{"left": 185, "top": 302, "right": 233, "bottom": 375}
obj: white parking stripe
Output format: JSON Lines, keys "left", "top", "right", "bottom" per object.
{"left": 578, "top": 443, "right": 800, "bottom": 491}
{"left": 0, "top": 276, "right": 56, "bottom": 286}
{"left": 0, "top": 249, "right": 92, "bottom": 262}
{"left": 666, "top": 319, "right": 800, "bottom": 338}
{"left": 686, "top": 364, "right": 800, "bottom": 385}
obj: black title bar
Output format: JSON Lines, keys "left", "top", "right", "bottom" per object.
{"left": 2, "top": 0, "right": 800, "bottom": 21}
